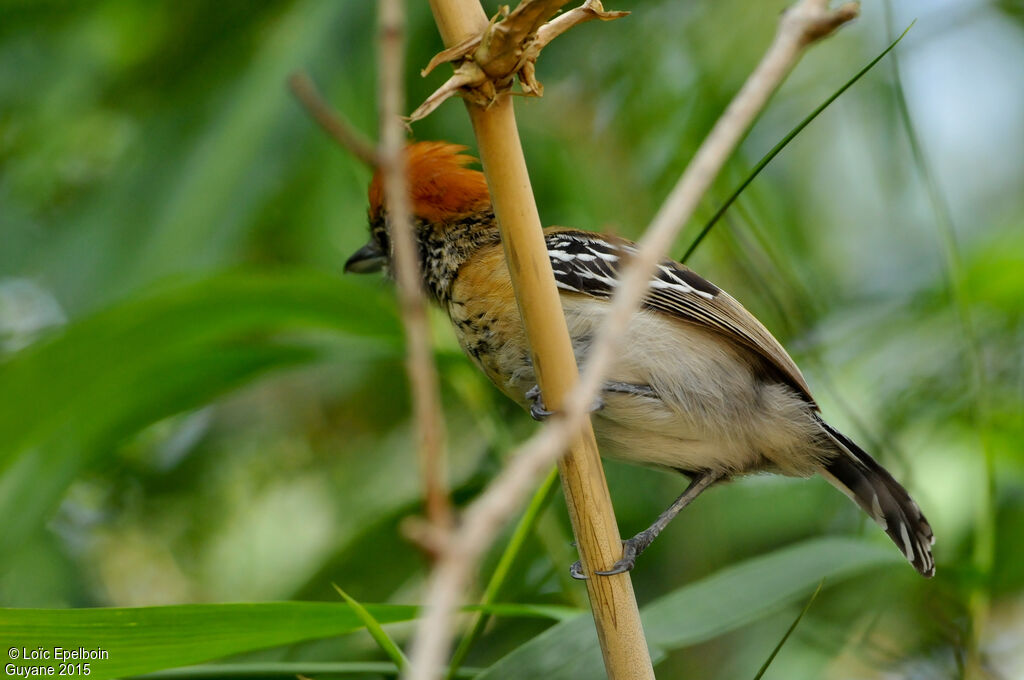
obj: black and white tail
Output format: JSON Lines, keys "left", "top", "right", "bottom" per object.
{"left": 817, "top": 418, "right": 935, "bottom": 577}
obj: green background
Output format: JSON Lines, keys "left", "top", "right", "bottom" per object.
{"left": 1, "top": 0, "right": 1022, "bottom": 678}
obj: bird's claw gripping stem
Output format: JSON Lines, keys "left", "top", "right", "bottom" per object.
{"left": 568, "top": 532, "right": 656, "bottom": 580}
{"left": 525, "top": 385, "right": 554, "bottom": 421}
{"left": 525, "top": 384, "right": 603, "bottom": 422}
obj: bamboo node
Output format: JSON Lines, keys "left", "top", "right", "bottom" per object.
{"left": 408, "top": 0, "right": 628, "bottom": 123}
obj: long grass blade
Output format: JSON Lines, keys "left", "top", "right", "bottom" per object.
{"left": 446, "top": 466, "right": 561, "bottom": 679}
{"left": 751, "top": 580, "right": 823, "bottom": 680}
{"left": 680, "top": 23, "right": 915, "bottom": 263}
{"left": 333, "top": 584, "right": 410, "bottom": 672}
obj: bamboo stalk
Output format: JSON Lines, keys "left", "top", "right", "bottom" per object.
{"left": 420, "top": 2, "right": 656, "bottom": 679}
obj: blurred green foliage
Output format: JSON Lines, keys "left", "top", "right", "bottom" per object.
{"left": 1, "top": 0, "right": 1023, "bottom": 678}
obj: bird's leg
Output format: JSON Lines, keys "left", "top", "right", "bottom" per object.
{"left": 526, "top": 381, "right": 654, "bottom": 421}
{"left": 570, "top": 470, "right": 724, "bottom": 579}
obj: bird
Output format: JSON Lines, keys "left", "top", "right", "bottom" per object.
{"left": 345, "top": 140, "right": 935, "bottom": 578}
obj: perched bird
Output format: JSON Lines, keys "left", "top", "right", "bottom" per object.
{"left": 346, "top": 141, "right": 935, "bottom": 578}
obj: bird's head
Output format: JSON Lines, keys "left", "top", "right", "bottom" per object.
{"left": 344, "top": 141, "right": 492, "bottom": 274}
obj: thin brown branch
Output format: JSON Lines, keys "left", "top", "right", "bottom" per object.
{"left": 378, "top": 0, "right": 452, "bottom": 536}
{"left": 405, "top": 1, "right": 859, "bottom": 678}
{"left": 288, "top": 72, "right": 378, "bottom": 168}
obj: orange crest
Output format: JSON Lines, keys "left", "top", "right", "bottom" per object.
{"left": 368, "top": 142, "right": 491, "bottom": 223}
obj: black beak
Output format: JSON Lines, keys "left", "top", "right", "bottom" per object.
{"left": 344, "top": 241, "right": 386, "bottom": 274}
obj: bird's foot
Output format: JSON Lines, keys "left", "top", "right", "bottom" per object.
{"left": 594, "top": 534, "right": 649, "bottom": 576}
{"left": 525, "top": 385, "right": 554, "bottom": 421}
{"left": 568, "top": 531, "right": 656, "bottom": 580}
{"left": 525, "top": 384, "right": 604, "bottom": 422}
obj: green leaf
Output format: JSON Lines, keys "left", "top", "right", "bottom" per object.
{"left": 0, "top": 599, "right": 579, "bottom": 680}
{"left": 0, "top": 271, "right": 400, "bottom": 564}
{"left": 0, "top": 602, "right": 418, "bottom": 680}
{"left": 476, "top": 538, "right": 898, "bottom": 679}
{"left": 332, "top": 584, "right": 410, "bottom": 672}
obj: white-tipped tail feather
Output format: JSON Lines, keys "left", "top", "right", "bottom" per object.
{"left": 817, "top": 418, "right": 935, "bottom": 577}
